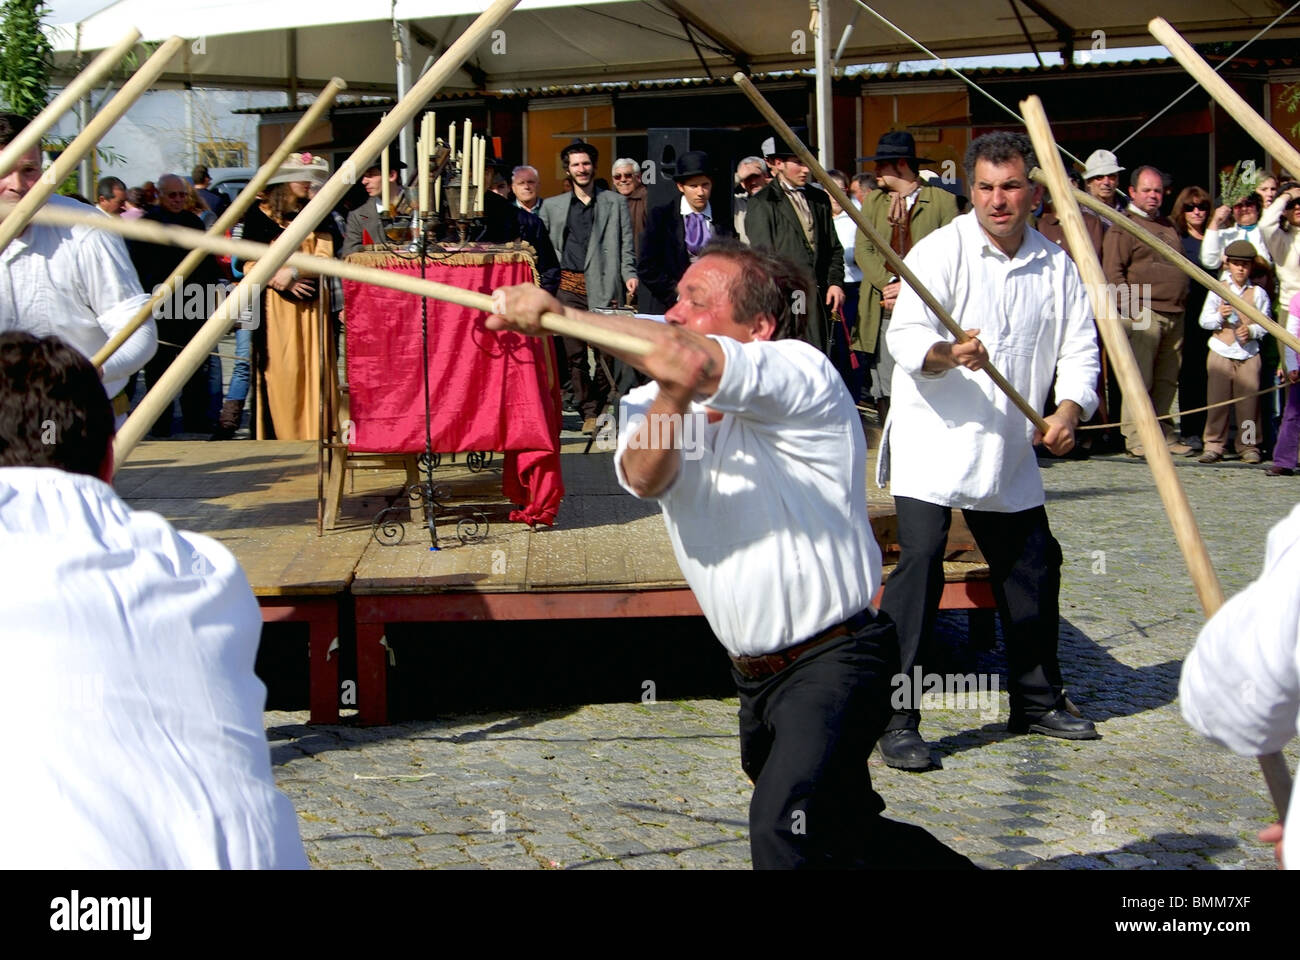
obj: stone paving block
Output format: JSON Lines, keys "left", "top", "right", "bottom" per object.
{"left": 1104, "top": 852, "right": 1158, "bottom": 868}
{"left": 988, "top": 849, "right": 1042, "bottom": 867}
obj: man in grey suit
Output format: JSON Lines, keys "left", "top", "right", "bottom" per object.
{"left": 341, "top": 149, "right": 410, "bottom": 257}
{"left": 539, "top": 140, "right": 637, "bottom": 431}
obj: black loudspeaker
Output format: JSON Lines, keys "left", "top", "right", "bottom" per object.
{"left": 644, "top": 127, "right": 741, "bottom": 231}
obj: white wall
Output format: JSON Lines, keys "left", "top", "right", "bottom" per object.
{"left": 45, "top": 87, "right": 285, "bottom": 189}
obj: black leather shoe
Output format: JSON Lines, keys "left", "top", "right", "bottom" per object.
{"left": 877, "top": 729, "right": 935, "bottom": 770}
{"left": 1007, "top": 708, "right": 1100, "bottom": 740}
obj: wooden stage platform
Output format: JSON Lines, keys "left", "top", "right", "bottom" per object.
{"left": 116, "top": 437, "right": 991, "bottom": 724}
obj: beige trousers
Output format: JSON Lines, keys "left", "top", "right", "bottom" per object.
{"left": 1120, "top": 309, "right": 1183, "bottom": 452}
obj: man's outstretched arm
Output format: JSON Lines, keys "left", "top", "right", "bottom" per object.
{"left": 487, "top": 284, "right": 724, "bottom": 497}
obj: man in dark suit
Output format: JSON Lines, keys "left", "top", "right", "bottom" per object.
{"left": 539, "top": 140, "right": 637, "bottom": 431}
{"left": 745, "top": 135, "right": 845, "bottom": 355}
{"left": 340, "top": 149, "right": 411, "bottom": 256}
{"left": 481, "top": 189, "right": 560, "bottom": 296}
{"left": 638, "top": 151, "right": 733, "bottom": 316}
{"left": 129, "top": 173, "right": 224, "bottom": 436}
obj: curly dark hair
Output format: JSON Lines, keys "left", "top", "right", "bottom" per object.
{"left": 0, "top": 333, "right": 114, "bottom": 478}
{"left": 560, "top": 140, "right": 599, "bottom": 170}
{"left": 963, "top": 131, "right": 1037, "bottom": 186}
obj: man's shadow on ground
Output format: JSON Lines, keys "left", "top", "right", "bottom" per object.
{"left": 922, "top": 611, "right": 1182, "bottom": 761}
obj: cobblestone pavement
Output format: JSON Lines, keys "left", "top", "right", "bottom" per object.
{"left": 267, "top": 451, "right": 1298, "bottom": 869}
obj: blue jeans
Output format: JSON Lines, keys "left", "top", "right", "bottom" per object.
{"left": 226, "top": 327, "right": 253, "bottom": 403}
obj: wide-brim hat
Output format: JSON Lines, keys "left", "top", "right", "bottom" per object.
{"left": 267, "top": 152, "right": 330, "bottom": 186}
{"left": 761, "top": 127, "right": 810, "bottom": 160}
{"left": 673, "top": 150, "right": 713, "bottom": 181}
{"left": 1083, "top": 149, "right": 1124, "bottom": 180}
{"left": 858, "top": 131, "right": 933, "bottom": 165}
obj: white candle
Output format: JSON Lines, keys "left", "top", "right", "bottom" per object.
{"left": 449, "top": 122, "right": 456, "bottom": 163}
{"left": 417, "top": 137, "right": 429, "bottom": 215}
{"left": 434, "top": 170, "right": 441, "bottom": 214}
{"left": 381, "top": 153, "right": 390, "bottom": 214}
{"left": 460, "top": 120, "right": 472, "bottom": 216}
{"left": 475, "top": 136, "right": 485, "bottom": 214}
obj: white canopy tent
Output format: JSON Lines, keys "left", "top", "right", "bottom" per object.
{"left": 49, "top": 1, "right": 1300, "bottom": 92}
{"left": 45, "top": 1, "right": 1300, "bottom": 169}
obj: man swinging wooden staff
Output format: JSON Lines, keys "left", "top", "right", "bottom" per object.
{"left": 1022, "top": 93, "right": 1291, "bottom": 853}
{"left": 875, "top": 132, "right": 1104, "bottom": 768}
{"left": 1143, "top": 15, "right": 1296, "bottom": 853}
{"left": 486, "top": 239, "right": 974, "bottom": 870}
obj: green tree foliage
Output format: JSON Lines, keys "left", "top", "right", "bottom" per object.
{"left": 0, "top": 0, "right": 53, "bottom": 117}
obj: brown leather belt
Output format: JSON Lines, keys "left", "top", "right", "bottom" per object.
{"left": 730, "top": 609, "right": 875, "bottom": 681}
{"left": 559, "top": 270, "right": 587, "bottom": 297}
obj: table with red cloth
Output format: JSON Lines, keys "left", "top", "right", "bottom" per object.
{"left": 342, "top": 245, "right": 564, "bottom": 526}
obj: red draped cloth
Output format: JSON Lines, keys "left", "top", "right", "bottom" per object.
{"left": 342, "top": 251, "right": 564, "bottom": 526}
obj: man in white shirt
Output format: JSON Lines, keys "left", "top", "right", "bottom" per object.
{"left": 0, "top": 112, "right": 156, "bottom": 425}
{"left": 0, "top": 332, "right": 307, "bottom": 868}
{"left": 880, "top": 132, "right": 1102, "bottom": 767}
{"left": 486, "top": 240, "right": 970, "bottom": 870}
{"left": 1181, "top": 503, "right": 1300, "bottom": 870}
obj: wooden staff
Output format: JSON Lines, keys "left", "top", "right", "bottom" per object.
{"left": 731, "top": 72, "right": 1049, "bottom": 434}
{"left": 0, "top": 36, "right": 185, "bottom": 255}
{"left": 1022, "top": 94, "right": 1292, "bottom": 822}
{"left": 0, "top": 29, "right": 141, "bottom": 176}
{"left": 92, "top": 76, "right": 348, "bottom": 370}
{"left": 113, "top": 0, "right": 525, "bottom": 468}
{"left": 29, "top": 203, "right": 654, "bottom": 357}
{"left": 1150, "top": 17, "right": 1300, "bottom": 178}
{"left": 1030, "top": 169, "right": 1300, "bottom": 357}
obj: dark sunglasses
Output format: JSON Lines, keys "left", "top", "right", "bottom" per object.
{"left": 1188, "top": 202, "right": 1210, "bottom": 212}
{"left": 611, "top": 173, "right": 637, "bottom": 181}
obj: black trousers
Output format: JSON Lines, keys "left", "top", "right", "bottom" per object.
{"left": 880, "top": 497, "right": 1065, "bottom": 731}
{"left": 555, "top": 287, "right": 611, "bottom": 419}
{"left": 144, "top": 336, "right": 215, "bottom": 436}
{"left": 735, "top": 615, "right": 974, "bottom": 870}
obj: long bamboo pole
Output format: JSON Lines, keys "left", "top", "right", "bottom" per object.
{"left": 1030, "top": 169, "right": 1300, "bottom": 357}
{"left": 0, "top": 36, "right": 185, "bottom": 255}
{"left": 731, "top": 72, "right": 1049, "bottom": 434}
{"left": 0, "top": 29, "right": 141, "bottom": 177}
{"left": 1022, "top": 94, "right": 1291, "bottom": 823}
{"left": 27, "top": 203, "right": 654, "bottom": 357}
{"left": 113, "top": 0, "right": 525, "bottom": 467}
{"left": 1149, "top": 17, "right": 1300, "bottom": 178}
{"left": 92, "top": 76, "right": 348, "bottom": 370}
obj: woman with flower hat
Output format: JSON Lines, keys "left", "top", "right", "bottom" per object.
{"left": 239, "top": 152, "right": 339, "bottom": 440}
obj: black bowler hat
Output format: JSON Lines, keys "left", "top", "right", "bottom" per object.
{"left": 673, "top": 151, "right": 712, "bottom": 181}
{"left": 858, "top": 131, "right": 933, "bottom": 165}
{"left": 761, "top": 126, "right": 811, "bottom": 159}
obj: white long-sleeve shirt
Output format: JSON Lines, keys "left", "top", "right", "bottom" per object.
{"left": 1181, "top": 503, "right": 1300, "bottom": 870}
{"left": 614, "top": 336, "right": 880, "bottom": 658}
{"left": 0, "top": 466, "right": 307, "bottom": 869}
{"left": 833, "top": 205, "right": 862, "bottom": 283}
{"left": 1201, "top": 222, "right": 1272, "bottom": 272}
{"left": 1199, "top": 279, "right": 1270, "bottom": 361}
{"left": 0, "top": 194, "right": 155, "bottom": 397}
{"left": 1260, "top": 195, "right": 1300, "bottom": 318}
{"left": 883, "top": 211, "right": 1100, "bottom": 512}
